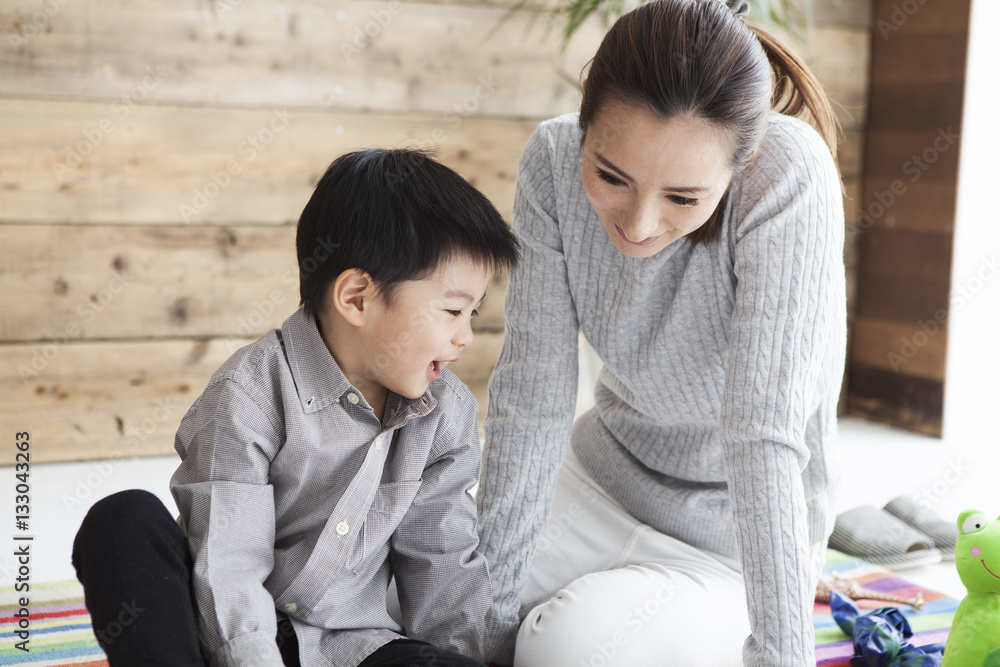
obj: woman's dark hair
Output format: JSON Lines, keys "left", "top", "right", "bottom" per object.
{"left": 578, "top": 0, "right": 841, "bottom": 245}
{"left": 296, "top": 148, "right": 520, "bottom": 318}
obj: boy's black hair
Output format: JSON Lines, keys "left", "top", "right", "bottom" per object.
{"left": 296, "top": 148, "right": 520, "bottom": 318}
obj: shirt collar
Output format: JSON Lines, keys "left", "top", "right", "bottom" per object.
{"left": 280, "top": 308, "right": 437, "bottom": 419}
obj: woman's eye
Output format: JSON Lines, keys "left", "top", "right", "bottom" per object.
{"left": 471, "top": 309, "right": 480, "bottom": 317}
{"left": 596, "top": 169, "right": 624, "bottom": 186}
{"left": 669, "top": 195, "right": 699, "bottom": 207}
{"left": 446, "top": 309, "right": 462, "bottom": 317}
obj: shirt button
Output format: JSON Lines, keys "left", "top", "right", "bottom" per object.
{"left": 346, "top": 392, "right": 360, "bottom": 405}
{"left": 283, "top": 602, "right": 297, "bottom": 613}
{"left": 336, "top": 521, "right": 350, "bottom": 536}
{"left": 374, "top": 436, "right": 383, "bottom": 451}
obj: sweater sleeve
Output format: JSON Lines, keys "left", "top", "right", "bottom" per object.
{"left": 721, "top": 119, "right": 845, "bottom": 666}
{"left": 476, "top": 122, "right": 581, "bottom": 664}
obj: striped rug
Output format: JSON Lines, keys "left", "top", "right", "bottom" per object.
{"left": 814, "top": 550, "right": 959, "bottom": 666}
{"left": 1, "top": 559, "right": 958, "bottom": 666}
{"left": 0, "top": 580, "right": 107, "bottom": 666}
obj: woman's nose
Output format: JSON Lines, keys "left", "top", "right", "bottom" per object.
{"left": 619, "top": 198, "right": 661, "bottom": 241}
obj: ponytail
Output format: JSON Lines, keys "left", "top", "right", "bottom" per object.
{"left": 750, "top": 25, "right": 842, "bottom": 162}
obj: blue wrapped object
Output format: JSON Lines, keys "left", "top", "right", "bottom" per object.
{"left": 827, "top": 590, "right": 946, "bottom": 667}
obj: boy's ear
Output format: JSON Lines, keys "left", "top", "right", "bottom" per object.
{"left": 330, "top": 268, "right": 374, "bottom": 327}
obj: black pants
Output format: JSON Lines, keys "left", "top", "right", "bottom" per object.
{"left": 72, "top": 489, "right": 486, "bottom": 667}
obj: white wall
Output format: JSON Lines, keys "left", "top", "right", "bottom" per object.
{"left": 945, "top": 0, "right": 1000, "bottom": 444}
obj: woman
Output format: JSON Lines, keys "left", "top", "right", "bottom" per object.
{"left": 476, "top": 0, "right": 846, "bottom": 665}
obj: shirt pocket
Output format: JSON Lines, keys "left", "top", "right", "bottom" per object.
{"left": 353, "top": 479, "right": 422, "bottom": 573}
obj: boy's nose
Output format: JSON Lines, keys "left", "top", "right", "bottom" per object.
{"left": 454, "top": 320, "right": 474, "bottom": 348}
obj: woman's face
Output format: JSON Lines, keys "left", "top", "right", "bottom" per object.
{"left": 581, "top": 100, "right": 735, "bottom": 258}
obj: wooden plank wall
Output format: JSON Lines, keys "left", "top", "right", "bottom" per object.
{"left": 0, "top": 0, "right": 871, "bottom": 463}
{"left": 847, "top": 0, "right": 971, "bottom": 436}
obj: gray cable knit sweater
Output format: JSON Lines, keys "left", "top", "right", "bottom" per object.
{"left": 477, "top": 111, "right": 847, "bottom": 666}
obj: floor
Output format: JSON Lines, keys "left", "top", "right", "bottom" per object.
{"left": 3, "top": 415, "right": 982, "bottom": 601}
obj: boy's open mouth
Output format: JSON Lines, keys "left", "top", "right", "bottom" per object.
{"left": 428, "top": 359, "right": 457, "bottom": 381}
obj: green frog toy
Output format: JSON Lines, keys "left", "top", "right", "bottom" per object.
{"left": 943, "top": 510, "right": 1000, "bottom": 666}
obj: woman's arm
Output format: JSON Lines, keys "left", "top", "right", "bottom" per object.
{"left": 477, "top": 121, "right": 581, "bottom": 664}
{"left": 721, "top": 116, "right": 846, "bottom": 667}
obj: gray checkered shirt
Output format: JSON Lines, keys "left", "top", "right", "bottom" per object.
{"left": 170, "top": 308, "right": 492, "bottom": 667}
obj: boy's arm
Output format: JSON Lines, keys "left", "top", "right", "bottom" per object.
{"left": 389, "top": 385, "right": 493, "bottom": 662}
{"left": 170, "top": 378, "right": 284, "bottom": 667}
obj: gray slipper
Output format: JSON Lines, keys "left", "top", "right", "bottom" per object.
{"left": 829, "top": 505, "right": 943, "bottom": 569}
{"left": 884, "top": 495, "right": 960, "bottom": 560}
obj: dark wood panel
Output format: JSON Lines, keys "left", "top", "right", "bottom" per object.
{"left": 851, "top": 317, "right": 947, "bottom": 381}
{"left": 867, "top": 83, "right": 966, "bottom": 132}
{"left": 855, "top": 275, "right": 949, "bottom": 324}
{"left": 849, "top": 0, "right": 969, "bottom": 437}
{"left": 847, "top": 363, "right": 944, "bottom": 436}
{"left": 856, "top": 228, "right": 954, "bottom": 284}
{"left": 863, "top": 129, "right": 962, "bottom": 183}
{"left": 872, "top": 0, "right": 971, "bottom": 36}
{"left": 870, "top": 34, "right": 970, "bottom": 84}
{"left": 851, "top": 179, "right": 956, "bottom": 234}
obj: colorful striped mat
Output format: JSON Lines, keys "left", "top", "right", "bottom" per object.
{"left": 814, "top": 550, "right": 959, "bottom": 666}
{"left": 0, "top": 580, "right": 106, "bottom": 666}
{"left": 1, "top": 555, "right": 959, "bottom": 666}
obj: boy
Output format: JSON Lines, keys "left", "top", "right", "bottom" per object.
{"left": 72, "top": 148, "right": 519, "bottom": 667}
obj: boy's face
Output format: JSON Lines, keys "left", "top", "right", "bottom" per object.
{"left": 357, "top": 256, "right": 492, "bottom": 402}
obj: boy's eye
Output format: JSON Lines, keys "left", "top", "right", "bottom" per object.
{"left": 669, "top": 195, "right": 699, "bottom": 207}
{"left": 595, "top": 169, "right": 624, "bottom": 186}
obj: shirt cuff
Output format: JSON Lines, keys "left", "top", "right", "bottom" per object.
{"left": 209, "top": 631, "right": 285, "bottom": 667}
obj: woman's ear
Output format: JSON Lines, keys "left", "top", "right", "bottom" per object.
{"left": 330, "top": 268, "right": 374, "bottom": 327}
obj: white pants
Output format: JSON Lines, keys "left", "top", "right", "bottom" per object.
{"left": 513, "top": 449, "right": 752, "bottom": 667}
